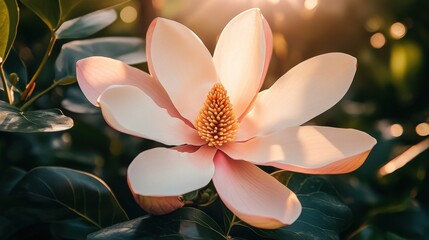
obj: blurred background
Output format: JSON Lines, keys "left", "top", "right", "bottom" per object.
{"left": 1, "top": 0, "right": 429, "bottom": 238}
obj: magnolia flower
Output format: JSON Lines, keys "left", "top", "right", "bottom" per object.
{"left": 76, "top": 9, "right": 376, "bottom": 229}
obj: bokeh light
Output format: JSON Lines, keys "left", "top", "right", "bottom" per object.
{"left": 273, "top": 33, "right": 288, "bottom": 60}
{"left": 120, "top": 6, "right": 138, "bottom": 23}
{"left": 416, "top": 123, "right": 429, "bottom": 136}
{"left": 390, "top": 22, "right": 407, "bottom": 39}
{"left": 365, "top": 16, "right": 384, "bottom": 32}
{"left": 379, "top": 138, "right": 429, "bottom": 177}
{"left": 370, "top": 32, "right": 386, "bottom": 48}
{"left": 390, "top": 123, "right": 403, "bottom": 137}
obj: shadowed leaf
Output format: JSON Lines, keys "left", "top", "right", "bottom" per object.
{"left": 55, "top": 37, "right": 146, "bottom": 80}
{"left": 5, "top": 167, "right": 129, "bottom": 239}
{"left": 0, "top": 100, "right": 73, "bottom": 132}
{"left": 88, "top": 207, "right": 226, "bottom": 240}
{"left": 20, "top": 0, "right": 129, "bottom": 30}
{"left": 242, "top": 172, "right": 352, "bottom": 240}
{"left": 55, "top": 9, "right": 117, "bottom": 39}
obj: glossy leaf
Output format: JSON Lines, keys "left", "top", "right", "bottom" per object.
{"left": 371, "top": 199, "right": 429, "bottom": 239}
{"left": 88, "top": 207, "right": 226, "bottom": 240}
{"left": 0, "top": 167, "right": 26, "bottom": 196}
{"left": 0, "top": 217, "right": 16, "bottom": 239}
{"left": 55, "top": 9, "right": 117, "bottom": 39}
{"left": 50, "top": 218, "right": 100, "bottom": 240}
{"left": 62, "top": 87, "right": 99, "bottom": 114}
{"left": 0, "top": 0, "right": 19, "bottom": 61}
{"left": 20, "top": 0, "right": 129, "bottom": 30}
{"left": 351, "top": 225, "right": 407, "bottom": 240}
{"left": 55, "top": 37, "right": 146, "bottom": 79}
{"left": 0, "top": 100, "right": 73, "bottom": 132}
{"left": 247, "top": 172, "right": 352, "bottom": 240}
{"left": 19, "top": 0, "right": 59, "bottom": 30}
{"left": 9, "top": 167, "right": 129, "bottom": 230}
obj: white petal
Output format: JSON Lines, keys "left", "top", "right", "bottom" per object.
{"left": 128, "top": 146, "right": 216, "bottom": 196}
{"left": 213, "top": 152, "right": 301, "bottom": 229}
{"left": 222, "top": 126, "right": 376, "bottom": 174}
{"left": 237, "top": 53, "right": 357, "bottom": 140}
{"left": 214, "top": 8, "right": 268, "bottom": 118}
{"left": 147, "top": 18, "right": 218, "bottom": 123}
{"left": 98, "top": 85, "right": 203, "bottom": 146}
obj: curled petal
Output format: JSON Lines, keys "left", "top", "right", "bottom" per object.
{"left": 128, "top": 180, "right": 184, "bottom": 215}
{"left": 127, "top": 146, "right": 216, "bottom": 196}
{"left": 147, "top": 18, "right": 218, "bottom": 123}
{"left": 237, "top": 53, "right": 357, "bottom": 140}
{"left": 214, "top": 8, "right": 270, "bottom": 118}
{"left": 223, "top": 126, "right": 377, "bottom": 174}
{"left": 213, "top": 152, "right": 301, "bottom": 229}
{"left": 76, "top": 57, "right": 178, "bottom": 118}
{"left": 98, "top": 85, "right": 203, "bottom": 146}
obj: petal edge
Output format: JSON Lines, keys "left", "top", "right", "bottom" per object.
{"left": 213, "top": 152, "right": 301, "bottom": 229}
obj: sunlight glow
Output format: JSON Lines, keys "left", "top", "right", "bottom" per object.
{"left": 304, "top": 0, "right": 319, "bottom": 10}
{"left": 304, "top": 0, "right": 318, "bottom": 10}
{"left": 120, "top": 6, "right": 138, "bottom": 23}
{"left": 370, "top": 32, "right": 386, "bottom": 49}
{"left": 379, "top": 138, "right": 429, "bottom": 176}
{"left": 273, "top": 33, "right": 288, "bottom": 60}
{"left": 390, "top": 22, "right": 407, "bottom": 39}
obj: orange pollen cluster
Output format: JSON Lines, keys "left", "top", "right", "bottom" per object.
{"left": 195, "top": 83, "right": 238, "bottom": 147}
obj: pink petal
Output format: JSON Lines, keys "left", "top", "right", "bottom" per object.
{"left": 127, "top": 146, "right": 216, "bottom": 196}
{"left": 147, "top": 18, "right": 218, "bottom": 123}
{"left": 222, "top": 126, "right": 377, "bottom": 174}
{"left": 237, "top": 53, "right": 357, "bottom": 140}
{"left": 76, "top": 56, "right": 179, "bottom": 117}
{"left": 213, "top": 9, "right": 270, "bottom": 119}
{"left": 213, "top": 152, "right": 301, "bottom": 229}
{"left": 98, "top": 85, "right": 203, "bottom": 146}
{"left": 128, "top": 179, "right": 184, "bottom": 215}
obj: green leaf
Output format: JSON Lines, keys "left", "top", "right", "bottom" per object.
{"left": 250, "top": 172, "right": 352, "bottom": 240}
{"left": 55, "top": 37, "right": 146, "bottom": 79}
{"left": 55, "top": 9, "right": 117, "bottom": 39}
{"left": 20, "top": 0, "right": 129, "bottom": 30}
{"left": 20, "top": 0, "right": 59, "bottom": 30}
{"left": 50, "top": 218, "right": 101, "bottom": 240}
{"left": 0, "top": 100, "right": 73, "bottom": 132}
{"left": 62, "top": 87, "right": 99, "bottom": 114}
{"left": 55, "top": 76, "right": 77, "bottom": 86}
{"left": 0, "top": 0, "right": 19, "bottom": 62}
{"left": 0, "top": 216, "right": 16, "bottom": 239}
{"left": 351, "top": 225, "right": 407, "bottom": 240}
{"left": 8, "top": 167, "right": 128, "bottom": 236}
{"left": 88, "top": 207, "right": 226, "bottom": 240}
{"left": 0, "top": 167, "right": 26, "bottom": 196}
{"left": 370, "top": 199, "right": 429, "bottom": 239}
{"left": 58, "top": 0, "right": 129, "bottom": 23}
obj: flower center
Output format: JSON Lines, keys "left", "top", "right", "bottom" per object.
{"left": 195, "top": 83, "right": 238, "bottom": 147}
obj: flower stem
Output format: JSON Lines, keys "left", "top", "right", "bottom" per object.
{"left": 20, "top": 80, "right": 60, "bottom": 111}
{"left": 225, "top": 215, "right": 237, "bottom": 239}
{"left": 0, "top": 64, "right": 13, "bottom": 104}
{"left": 27, "top": 32, "right": 57, "bottom": 90}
